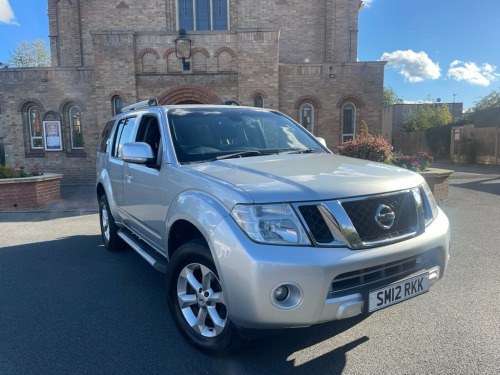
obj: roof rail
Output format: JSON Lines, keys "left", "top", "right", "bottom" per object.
{"left": 120, "top": 98, "right": 158, "bottom": 113}
{"left": 216, "top": 100, "right": 240, "bottom": 106}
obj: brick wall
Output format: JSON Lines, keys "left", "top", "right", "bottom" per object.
{"left": 0, "top": 175, "right": 61, "bottom": 210}
{"left": 0, "top": 0, "right": 385, "bottom": 183}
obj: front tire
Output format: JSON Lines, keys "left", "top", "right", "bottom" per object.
{"left": 166, "top": 240, "right": 243, "bottom": 355}
{"left": 98, "top": 194, "right": 122, "bottom": 251}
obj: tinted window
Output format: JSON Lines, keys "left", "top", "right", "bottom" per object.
{"left": 112, "top": 117, "right": 137, "bottom": 158}
{"left": 167, "top": 108, "right": 325, "bottom": 163}
{"left": 98, "top": 120, "right": 115, "bottom": 153}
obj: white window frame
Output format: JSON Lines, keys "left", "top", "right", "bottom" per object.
{"left": 28, "top": 107, "right": 43, "bottom": 149}
{"left": 342, "top": 103, "right": 356, "bottom": 142}
{"left": 176, "top": 0, "right": 230, "bottom": 31}
{"left": 69, "top": 106, "right": 84, "bottom": 149}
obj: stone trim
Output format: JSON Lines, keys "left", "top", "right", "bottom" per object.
{"left": 59, "top": 97, "right": 87, "bottom": 113}
{"left": 107, "top": 90, "right": 127, "bottom": 101}
{"left": 214, "top": 47, "right": 236, "bottom": 58}
{"left": 138, "top": 48, "right": 160, "bottom": 59}
{"left": 17, "top": 98, "right": 46, "bottom": 113}
{"left": 192, "top": 47, "right": 210, "bottom": 58}
{"left": 163, "top": 47, "right": 176, "bottom": 59}
{"left": 336, "top": 94, "right": 366, "bottom": 108}
{"left": 249, "top": 89, "right": 269, "bottom": 100}
{"left": 294, "top": 95, "right": 323, "bottom": 109}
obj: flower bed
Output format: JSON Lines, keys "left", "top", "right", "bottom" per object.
{"left": 0, "top": 173, "right": 63, "bottom": 210}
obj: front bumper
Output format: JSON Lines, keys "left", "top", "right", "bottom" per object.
{"left": 210, "top": 208, "right": 450, "bottom": 329}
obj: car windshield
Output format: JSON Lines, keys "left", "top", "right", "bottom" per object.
{"left": 166, "top": 107, "right": 326, "bottom": 164}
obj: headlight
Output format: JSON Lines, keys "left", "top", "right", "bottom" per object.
{"left": 421, "top": 182, "right": 439, "bottom": 226}
{"left": 231, "top": 204, "right": 311, "bottom": 245}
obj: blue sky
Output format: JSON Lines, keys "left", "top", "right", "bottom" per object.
{"left": 1, "top": 0, "right": 499, "bottom": 110}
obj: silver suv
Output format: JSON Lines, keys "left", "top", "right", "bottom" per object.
{"left": 96, "top": 100, "right": 450, "bottom": 354}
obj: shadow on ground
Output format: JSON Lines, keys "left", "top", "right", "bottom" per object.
{"left": 0, "top": 235, "right": 369, "bottom": 375}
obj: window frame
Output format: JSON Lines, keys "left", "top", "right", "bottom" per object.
{"left": 176, "top": 0, "right": 229, "bottom": 31}
{"left": 300, "top": 104, "right": 314, "bottom": 133}
{"left": 253, "top": 94, "right": 264, "bottom": 108}
{"left": 28, "top": 107, "right": 43, "bottom": 149}
{"left": 69, "top": 106, "right": 84, "bottom": 149}
{"left": 112, "top": 96, "right": 123, "bottom": 116}
{"left": 342, "top": 103, "right": 356, "bottom": 142}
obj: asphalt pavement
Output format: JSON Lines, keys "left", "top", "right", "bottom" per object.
{"left": 0, "top": 163, "right": 499, "bottom": 374}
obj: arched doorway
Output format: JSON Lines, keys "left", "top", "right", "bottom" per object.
{"left": 177, "top": 100, "right": 203, "bottom": 104}
{"left": 157, "top": 85, "right": 222, "bottom": 105}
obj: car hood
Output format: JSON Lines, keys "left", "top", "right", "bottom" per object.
{"left": 186, "top": 153, "right": 424, "bottom": 203}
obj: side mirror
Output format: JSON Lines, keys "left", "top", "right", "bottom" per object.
{"left": 121, "top": 142, "right": 155, "bottom": 165}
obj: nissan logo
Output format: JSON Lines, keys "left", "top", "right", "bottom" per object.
{"left": 375, "top": 204, "right": 395, "bottom": 230}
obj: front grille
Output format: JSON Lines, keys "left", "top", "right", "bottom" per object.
{"left": 328, "top": 255, "right": 425, "bottom": 298}
{"left": 341, "top": 192, "right": 417, "bottom": 243}
{"left": 299, "top": 205, "right": 334, "bottom": 243}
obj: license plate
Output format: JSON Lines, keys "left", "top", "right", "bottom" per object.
{"left": 368, "top": 272, "right": 429, "bottom": 312}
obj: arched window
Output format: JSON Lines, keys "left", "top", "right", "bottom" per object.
{"left": 253, "top": 94, "right": 264, "bottom": 108}
{"left": 342, "top": 103, "right": 356, "bottom": 142}
{"left": 112, "top": 96, "right": 123, "bottom": 116}
{"left": 69, "top": 106, "right": 84, "bottom": 149}
{"left": 300, "top": 104, "right": 314, "bottom": 132}
{"left": 28, "top": 107, "right": 43, "bottom": 149}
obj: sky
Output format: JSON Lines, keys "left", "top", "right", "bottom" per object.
{"left": 1, "top": 0, "right": 499, "bottom": 110}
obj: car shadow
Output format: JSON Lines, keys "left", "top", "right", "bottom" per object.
{"left": 450, "top": 176, "right": 500, "bottom": 196}
{"left": 0, "top": 235, "right": 370, "bottom": 375}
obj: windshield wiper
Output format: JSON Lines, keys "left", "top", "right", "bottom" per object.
{"left": 216, "top": 150, "right": 264, "bottom": 160}
{"left": 278, "top": 148, "right": 317, "bottom": 155}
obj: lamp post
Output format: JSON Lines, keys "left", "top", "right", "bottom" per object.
{"left": 174, "top": 29, "right": 192, "bottom": 71}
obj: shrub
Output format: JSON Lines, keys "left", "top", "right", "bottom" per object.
{"left": 0, "top": 164, "right": 43, "bottom": 179}
{"left": 392, "top": 151, "right": 434, "bottom": 172}
{"left": 338, "top": 122, "right": 393, "bottom": 164}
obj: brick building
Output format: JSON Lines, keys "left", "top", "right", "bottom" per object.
{"left": 0, "top": 0, "right": 385, "bottom": 183}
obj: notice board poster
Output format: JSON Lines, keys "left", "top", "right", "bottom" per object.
{"left": 43, "top": 121, "right": 63, "bottom": 151}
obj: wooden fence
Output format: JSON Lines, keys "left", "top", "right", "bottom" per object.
{"left": 393, "top": 126, "right": 500, "bottom": 166}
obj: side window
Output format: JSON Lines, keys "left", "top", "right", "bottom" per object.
{"left": 112, "top": 117, "right": 137, "bottom": 158}
{"left": 135, "top": 116, "right": 162, "bottom": 164}
{"left": 98, "top": 120, "right": 115, "bottom": 153}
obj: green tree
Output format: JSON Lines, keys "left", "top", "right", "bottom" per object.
{"left": 383, "top": 86, "right": 404, "bottom": 107}
{"left": 400, "top": 105, "right": 452, "bottom": 132}
{"left": 7, "top": 39, "right": 51, "bottom": 68}
{"left": 473, "top": 89, "right": 500, "bottom": 111}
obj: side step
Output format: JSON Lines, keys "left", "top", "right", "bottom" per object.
{"left": 118, "top": 229, "right": 168, "bottom": 273}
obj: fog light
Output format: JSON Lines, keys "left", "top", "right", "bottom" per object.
{"left": 274, "top": 285, "right": 289, "bottom": 302}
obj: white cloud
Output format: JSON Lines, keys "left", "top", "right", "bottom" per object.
{"left": 381, "top": 50, "right": 441, "bottom": 82}
{"left": 363, "top": 0, "right": 374, "bottom": 7}
{"left": 0, "top": 0, "right": 18, "bottom": 25}
{"left": 447, "top": 60, "right": 500, "bottom": 86}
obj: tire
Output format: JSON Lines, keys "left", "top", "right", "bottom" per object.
{"left": 166, "top": 240, "right": 243, "bottom": 355}
{"left": 98, "top": 194, "right": 122, "bottom": 251}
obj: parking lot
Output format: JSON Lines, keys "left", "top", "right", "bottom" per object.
{"left": 1, "top": 165, "right": 499, "bottom": 374}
